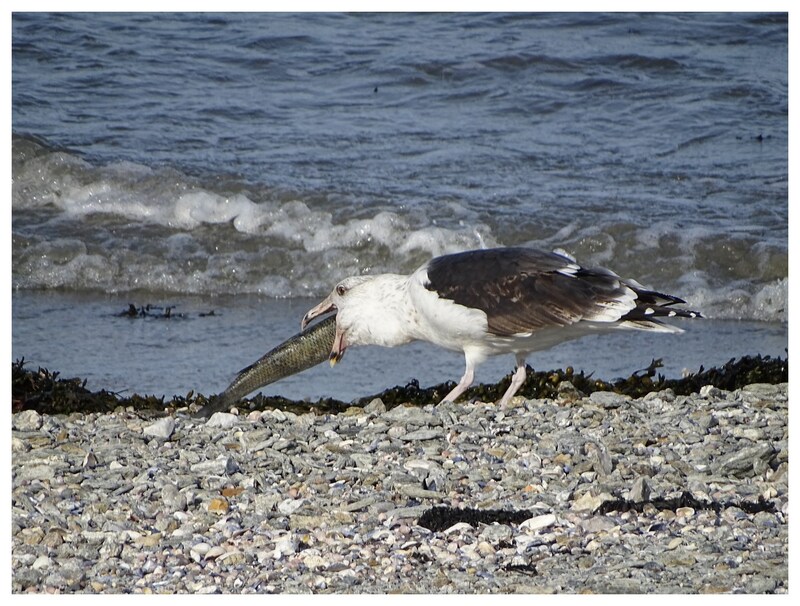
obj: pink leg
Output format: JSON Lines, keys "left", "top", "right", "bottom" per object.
{"left": 441, "top": 360, "right": 475, "bottom": 403}
{"left": 498, "top": 354, "right": 527, "bottom": 407}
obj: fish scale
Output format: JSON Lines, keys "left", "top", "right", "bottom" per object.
{"left": 195, "top": 315, "right": 336, "bottom": 417}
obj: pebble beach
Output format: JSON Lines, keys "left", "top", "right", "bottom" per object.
{"left": 11, "top": 382, "right": 788, "bottom": 594}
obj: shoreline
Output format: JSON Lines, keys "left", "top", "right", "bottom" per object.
{"left": 11, "top": 353, "right": 790, "bottom": 416}
{"left": 11, "top": 382, "right": 788, "bottom": 593}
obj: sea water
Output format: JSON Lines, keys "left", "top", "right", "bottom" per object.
{"left": 12, "top": 13, "right": 788, "bottom": 401}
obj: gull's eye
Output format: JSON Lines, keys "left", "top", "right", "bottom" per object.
{"left": 336, "top": 284, "right": 347, "bottom": 296}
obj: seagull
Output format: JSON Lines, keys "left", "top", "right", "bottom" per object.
{"left": 301, "top": 247, "right": 701, "bottom": 406}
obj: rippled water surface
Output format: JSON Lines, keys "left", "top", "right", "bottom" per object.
{"left": 12, "top": 12, "right": 788, "bottom": 398}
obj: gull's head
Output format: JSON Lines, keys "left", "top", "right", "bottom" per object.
{"left": 301, "top": 275, "right": 379, "bottom": 366}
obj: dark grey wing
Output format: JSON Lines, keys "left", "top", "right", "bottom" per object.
{"left": 424, "top": 247, "right": 681, "bottom": 336}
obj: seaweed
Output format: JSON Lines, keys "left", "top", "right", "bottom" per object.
{"left": 10, "top": 353, "right": 788, "bottom": 416}
{"left": 240, "top": 394, "right": 355, "bottom": 417}
{"left": 12, "top": 358, "right": 174, "bottom": 415}
{"left": 418, "top": 491, "right": 777, "bottom": 534}
{"left": 501, "top": 563, "right": 538, "bottom": 576}
{"left": 418, "top": 506, "right": 534, "bottom": 532}
{"left": 115, "top": 303, "right": 217, "bottom": 319}
{"left": 349, "top": 354, "right": 788, "bottom": 408}
{"left": 597, "top": 490, "right": 777, "bottom": 515}
{"left": 12, "top": 359, "right": 120, "bottom": 415}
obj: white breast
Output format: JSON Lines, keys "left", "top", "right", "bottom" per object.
{"left": 405, "top": 268, "right": 490, "bottom": 352}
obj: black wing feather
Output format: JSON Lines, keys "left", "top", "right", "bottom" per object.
{"left": 424, "top": 247, "right": 699, "bottom": 337}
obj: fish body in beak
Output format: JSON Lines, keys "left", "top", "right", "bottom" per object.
{"left": 301, "top": 295, "right": 347, "bottom": 366}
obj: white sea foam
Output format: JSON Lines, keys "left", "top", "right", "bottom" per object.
{"left": 681, "top": 278, "right": 788, "bottom": 323}
{"left": 11, "top": 142, "right": 787, "bottom": 322}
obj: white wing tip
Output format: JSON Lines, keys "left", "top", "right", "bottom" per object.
{"left": 617, "top": 320, "right": 685, "bottom": 334}
{"left": 552, "top": 248, "right": 577, "bottom": 263}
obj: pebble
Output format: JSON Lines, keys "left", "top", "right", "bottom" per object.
{"left": 382, "top": 405, "right": 441, "bottom": 426}
{"left": 520, "top": 513, "right": 557, "bottom": 531}
{"left": 627, "top": 476, "right": 652, "bottom": 502}
{"left": 205, "top": 412, "right": 238, "bottom": 428}
{"left": 717, "top": 443, "right": 776, "bottom": 477}
{"left": 13, "top": 409, "right": 43, "bottom": 431}
{"left": 588, "top": 390, "right": 628, "bottom": 408}
{"left": 32, "top": 555, "right": 53, "bottom": 570}
{"left": 143, "top": 417, "right": 175, "bottom": 439}
{"left": 399, "top": 428, "right": 442, "bottom": 441}
{"left": 11, "top": 383, "right": 788, "bottom": 593}
{"left": 571, "top": 491, "right": 612, "bottom": 513}
{"left": 161, "top": 484, "right": 187, "bottom": 512}
{"left": 580, "top": 516, "right": 618, "bottom": 533}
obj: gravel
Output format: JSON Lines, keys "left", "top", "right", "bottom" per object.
{"left": 12, "top": 382, "right": 788, "bottom": 594}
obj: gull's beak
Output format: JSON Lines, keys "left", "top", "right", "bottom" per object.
{"left": 301, "top": 296, "right": 336, "bottom": 330}
{"left": 329, "top": 324, "right": 346, "bottom": 367}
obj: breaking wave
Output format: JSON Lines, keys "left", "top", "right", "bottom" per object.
{"left": 12, "top": 136, "right": 787, "bottom": 322}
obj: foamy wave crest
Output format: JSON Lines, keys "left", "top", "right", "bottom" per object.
{"left": 12, "top": 211, "right": 494, "bottom": 297}
{"left": 264, "top": 202, "right": 492, "bottom": 260}
{"left": 12, "top": 136, "right": 787, "bottom": 323}
{"left": 13, "top": 139, "right": 262, "bottom": 231}
{"left": 680, "top": 278, "right": 788, "bottom": 323}
{"left": 12, "top": 137, "right": 496, "bottom": 296}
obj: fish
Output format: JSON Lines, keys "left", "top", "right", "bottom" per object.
{"left": 194, "top": 315, "right": 336, "bottom": 417}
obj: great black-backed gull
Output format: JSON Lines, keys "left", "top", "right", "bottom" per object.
{"left": 301, "top": 247, "right": 701, "bottom": 406}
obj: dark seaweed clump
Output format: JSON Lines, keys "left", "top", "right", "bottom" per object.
{"left": 115, "top": 303, "right": 217, "bottom": 319}
{"left": 421, "top": 491, "right": 778, "bottom": 577}
{"left": 11, "top": 354, "right": 787, "bottom": 416}
{"left": 11, "top": 359, "right": 206, "bottom": 416}
{"left": 418, "top": 491, "right": 777, "bottom": 533}
{"left": 596, "top": 490, "right": 777, "bottom": 516}
{"left": 418, "top": 507, "right": 534, "bottom": 532}
{"left": 353, "top": 354, "right": 788, "bottom": 408}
